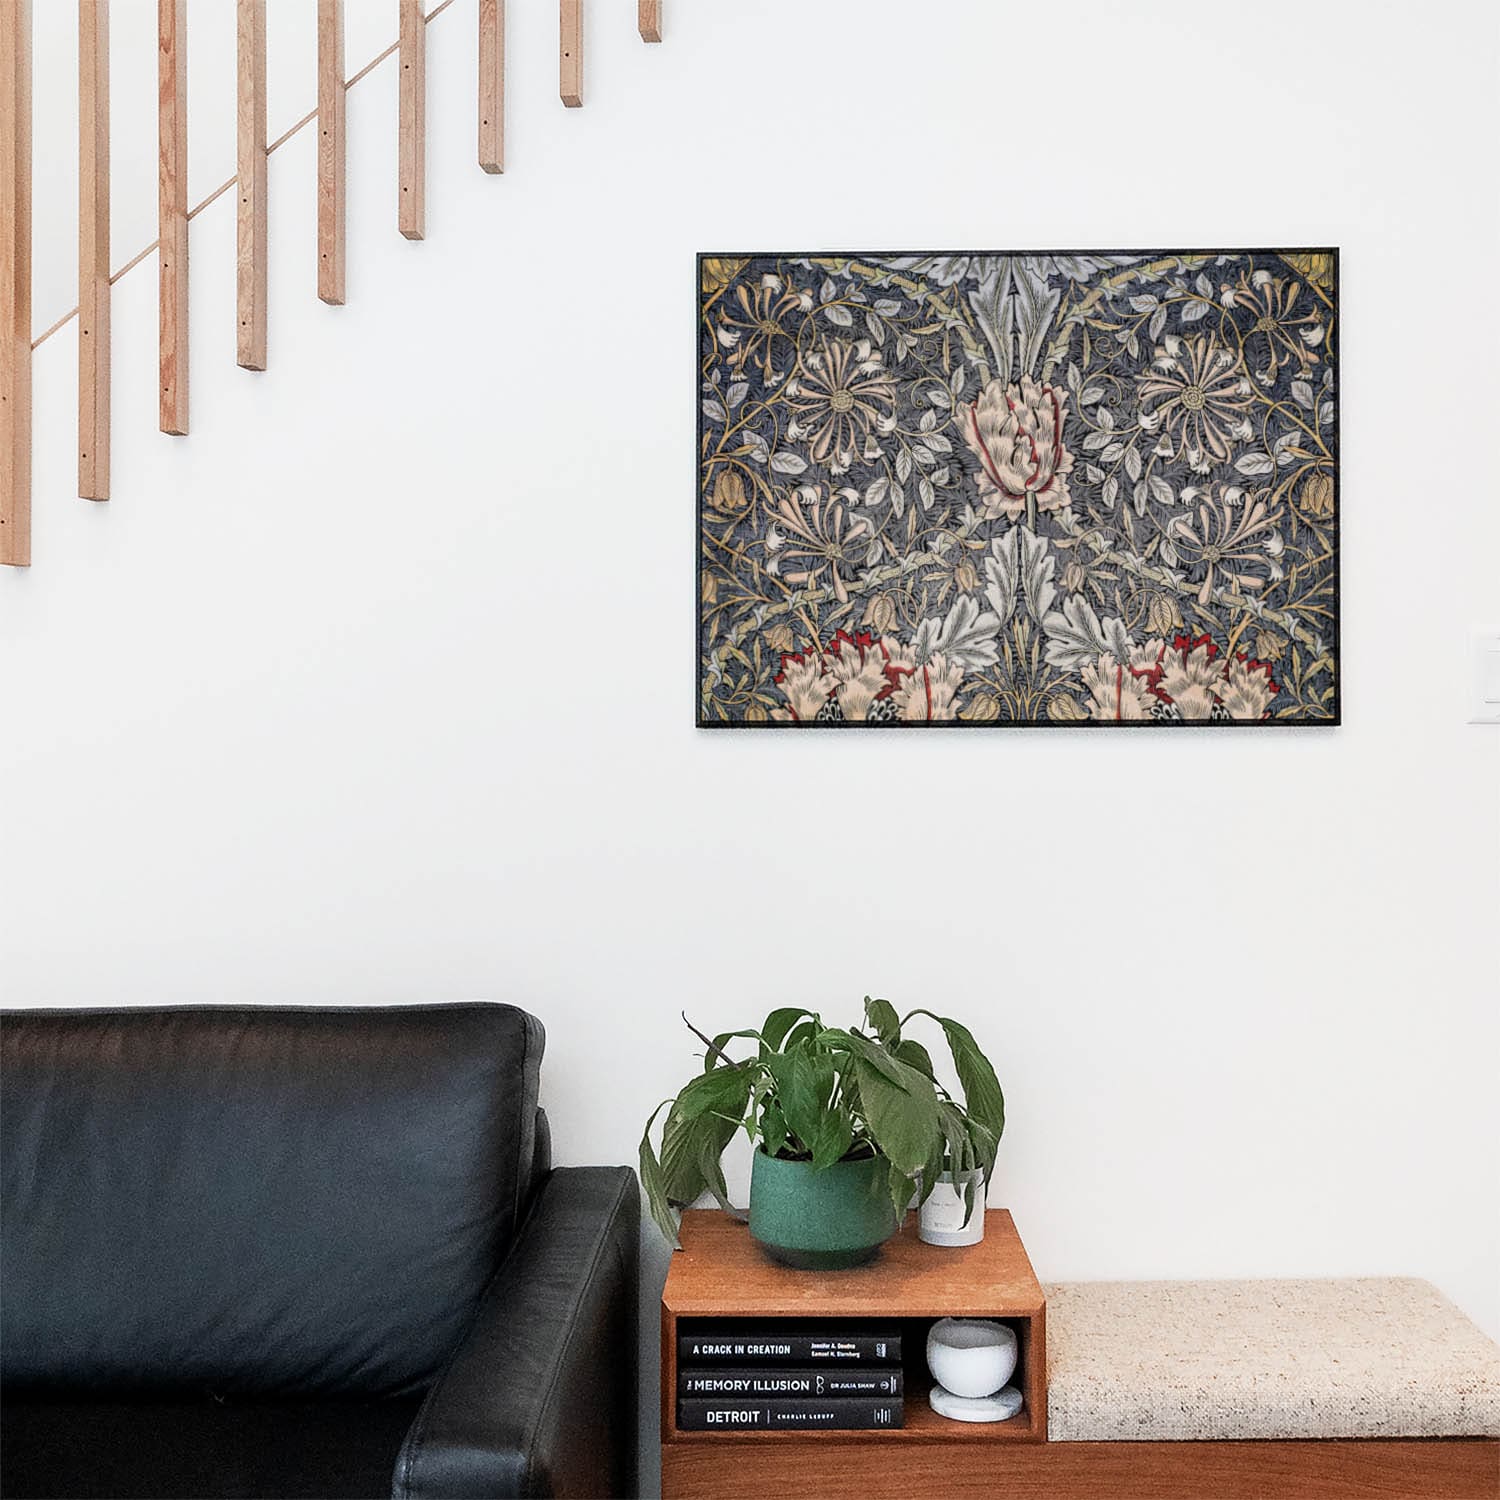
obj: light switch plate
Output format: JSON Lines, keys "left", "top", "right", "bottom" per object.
{"left": 1471, "top": 629, "right": 1500, "bottom": 724}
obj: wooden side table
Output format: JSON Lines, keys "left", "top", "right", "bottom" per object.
{"left": 661, "top": 1209, "right": 1046, "bottom": 1500}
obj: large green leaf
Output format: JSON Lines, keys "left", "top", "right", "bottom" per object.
{"left": 660, "top": 1107, "right": 708, "bottom": 1202}
{"left": 661, "top": 1063, "right": 750, "bottom": 1204}
{"left": 674, "top": 1061, "right": 756, "bottom": 1123}
{"left": 893, "top": 1038, "right": 935, "bottom": 1080}
{"left": 850, "top": 1051, "right": 939, "bottom": 1174}
{"left": 906, "top": 1009, "right": 1005, "bottom": 1143}
{"left": 764, "top": 1043, "right": 833, "bottom": 1155}
{"left": 833, "top": 1029, "right": 919, "bottom": 1090}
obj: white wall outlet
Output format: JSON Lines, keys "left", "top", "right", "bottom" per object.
{"left": 1471, "top": 629, "right": 1500, "bottom": 724}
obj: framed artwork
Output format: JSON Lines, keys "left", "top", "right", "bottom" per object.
{"left": 697, "top": 249, "right": 1339, "bottom": 727}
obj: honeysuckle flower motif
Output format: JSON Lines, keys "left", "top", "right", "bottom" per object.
{"left": 1222, "top": 268, "right": 1324, "bottom": 382}
{"left": 1166, "top": 489, "right": 1285, "bottom": 606}
{"left": 1217, "top": 655, "right": 1280, "bottom": 720}
{"left": 717, "top": 277, "right": 814, "bottom": 382}
{"left": 958, "top": 376, "right": 1075, "bottom": 521}
{"left": 764, "top": 485, "right": 872, "bottom": 604}
{"left": 894, "top": 652, "right": 964, "bottom": 721}
{"left": 784, "top": 338, "right": 897, "bottom": 473}
{"left": 1136, "top": 335, "right": 1254, "bottom": 465}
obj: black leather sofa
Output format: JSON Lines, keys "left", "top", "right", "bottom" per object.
{"left": 0, "top": 1004, "right": 640, "bottom": 1500}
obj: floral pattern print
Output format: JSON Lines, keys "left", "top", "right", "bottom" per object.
{"left": 698, "top": 250, "right": 1339, "bottom": 725}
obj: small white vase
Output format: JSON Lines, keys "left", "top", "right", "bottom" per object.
{"left": 918, "top": 1169, "right": 985, "bottom": 1246}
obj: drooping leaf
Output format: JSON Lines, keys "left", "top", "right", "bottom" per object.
{"left": 906, "top": 1009, "right": 1005, "bottom": 1159}
{"left": 661, "top": 1106, "right": 722, "bottom": 1203}
{"left": 640, "top": 1101, "right": 681, "bottom": 1248}
{"left": 887, "top": 1157, "right": 917, "bottom": 1226}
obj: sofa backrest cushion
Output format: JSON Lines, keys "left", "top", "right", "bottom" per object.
{"left": 0, "top": 1004, "right": 543, "bottom": 1399}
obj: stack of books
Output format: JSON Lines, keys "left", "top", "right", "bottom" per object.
{"left": 676, "top": 1325, "right": 904, "bottom": 1431}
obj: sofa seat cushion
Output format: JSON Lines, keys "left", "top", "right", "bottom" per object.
{"left": 1043, "top": 1277, "right": 1500, "bottom": 1441}
{"left": 0, "top": 1395, "right": 422, "bottom": 1500}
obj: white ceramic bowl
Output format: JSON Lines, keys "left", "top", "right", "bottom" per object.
{"left": 926, "top": 1317, "right": 1018, "bottom": 1399}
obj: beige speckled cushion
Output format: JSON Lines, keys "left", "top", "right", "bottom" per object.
{"left": 1042, "top": 1278, "right": 1500, "bottom": 1441}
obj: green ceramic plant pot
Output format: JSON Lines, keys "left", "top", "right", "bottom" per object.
{"left": 748, "top": 1149, "right": 898, "bottom": 1270}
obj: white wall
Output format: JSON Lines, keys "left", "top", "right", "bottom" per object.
{"left": 5, "top": 0, "right": 1498, "bottom": 1461}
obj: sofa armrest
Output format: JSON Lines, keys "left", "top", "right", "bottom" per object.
{"left": 394, "top": 1166, "right": 640, "bottom": 1500}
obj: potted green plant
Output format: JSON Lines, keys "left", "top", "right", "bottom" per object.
{"left": 640, "top": 997, "right": 1004, "bottom": 1268}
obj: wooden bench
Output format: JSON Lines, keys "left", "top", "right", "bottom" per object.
{"left": 1036, "top": 1276, "right": 1500, "bottom": 1498}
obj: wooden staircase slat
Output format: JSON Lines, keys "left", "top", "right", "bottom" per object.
{"left": 398, "top": 0, "right": 425, "bottom": 240}
{"left": 478, "top": 0, "right": 503, "bottom": 173}
{"left": 158, "top": 0, "right": 188, "bottom": 435}
{"left": 1, "top": 0, "right": 30, "bottom": 565}
{"left": 236, "top": 0, "right": 267, "bottom": 370}
{"left": 317, "top": 0, "right": 345, "bottom": 304}
{"left": 560, "top": 0, "right": 581, "bottom": 107}
{"left": 79, "top": 0, "right": 110, "bottom": 500}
